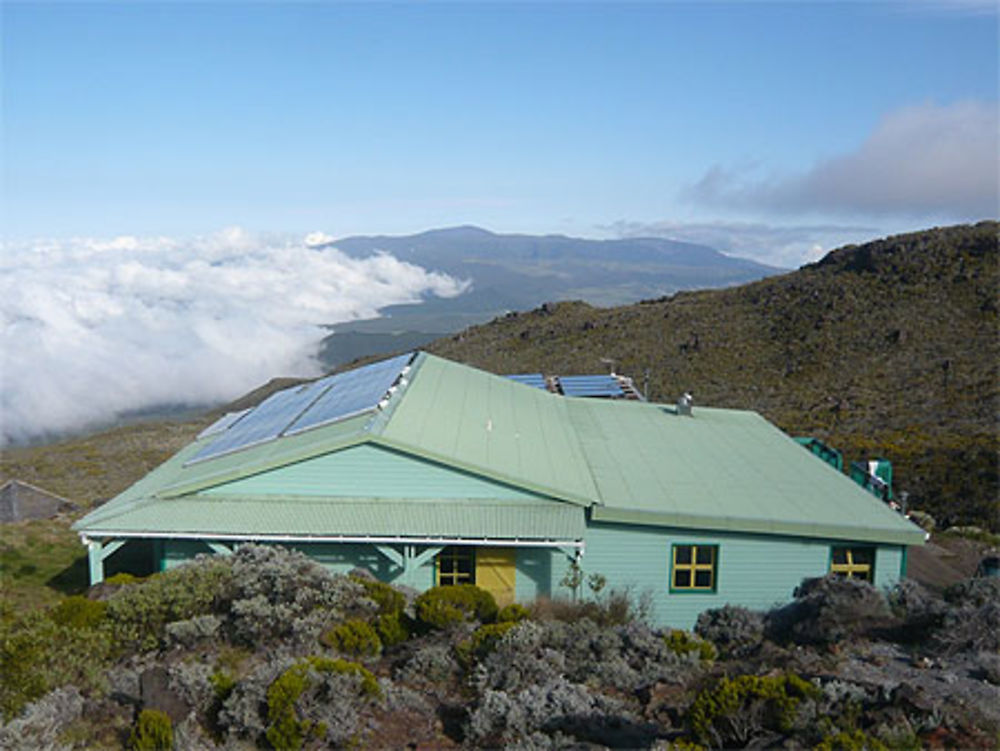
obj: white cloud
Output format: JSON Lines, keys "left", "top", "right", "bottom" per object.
{"left": 0, "top": 228, "right": 468, "bottom": 444}
{"left": 685, "top": 100, "right": 999, "bottom": 219}
{"left": 602, "top": 218, "right": 879, "bottom": 268}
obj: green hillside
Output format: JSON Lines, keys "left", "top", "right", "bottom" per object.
{"left": 430, "top": 222, "right": 999, "bottom": 529}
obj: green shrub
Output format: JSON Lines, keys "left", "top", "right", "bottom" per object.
{"left": 456, "top": 621, "right": 518, "bottom": 667}
{"left": 351, "top": 576, "right": 405, "bottom": 615}
{"left": 814, "top": 729, "right": 890, "bottom": 751}
{"left": 49, "top": 596, "right": 108, "bottom": 630}
{"left": 0, "top": 610, "right": 114, "bottom": 720}
{"left": 497, "top": 603, "right": 530, "bottom": 623}
{"left": 104, "top": 572, "right": 139, "bottom": 586}
{"left": 128, "top": 709, "right": 173, "bottom": 751}
{"left": 687, "top": 673, "right": 819, "bottom": 747}
{"left": 320, "top": 619, "right": 381, "bottom": 656}
{"left": 106, "top": 558, "right": 233, "bottom": 650}
{"left": 265, "top": 656, "right": 379, "bottom": 749}
{"left": 414, "top": 585, "right": 498, "bottom": 630}
{"left": 664, "top": 629, "right": 717, "bottom": 661}
{"left": 375, "top": 611, "right": 411, "bottom": 647}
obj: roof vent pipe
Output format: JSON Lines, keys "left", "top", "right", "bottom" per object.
{"left": 677, "top": 392, "right": 693, "bottom": 416}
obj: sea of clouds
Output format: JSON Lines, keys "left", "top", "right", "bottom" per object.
{"left": 0, "top": 227, "right": 468, "bottom": 445}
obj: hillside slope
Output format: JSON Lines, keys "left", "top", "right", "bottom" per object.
{"left": 430, "top": 222, "right": 999, "bottom": 528}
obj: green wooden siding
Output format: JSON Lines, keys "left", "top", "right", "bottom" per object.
{"left": 162, "top": 539, "right": 214, "bottom": 570}
{"left": 201, "top": 444, "right": 550, "bottom": 500}
{"left": 583, "top": 522, "right": 907, "bottom": 630}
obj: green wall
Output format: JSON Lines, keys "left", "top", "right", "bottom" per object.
{"left": 202, "top": 444, "right": 548, "bottom": 500}
{"left": 160, "top": 529, "right": 905, "bottom": 630}
{"left": 582, "top": 521, "right": 906, "bottom": 629}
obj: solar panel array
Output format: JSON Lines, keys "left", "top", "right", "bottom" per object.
{"left": 196, "top": 409, "right": 251, "bottom": 440}
{"left": 557, "top": 375, "right": 624, "bottom": 398}
{"left": 188, "top": 352, "right": 414, "bottom": 464}
{"left": 286, "top": 352, "right": 414, "bottom": 435}
{"left": 505, "top": 373, "right": 548, "bottom": 390}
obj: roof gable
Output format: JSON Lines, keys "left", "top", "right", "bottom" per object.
{"left": 200, "top": 443, "right": 555, "bottom": 501}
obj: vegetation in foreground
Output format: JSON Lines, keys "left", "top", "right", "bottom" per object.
{"left": 2, "top": 545, "right": 998, "bottom": 749}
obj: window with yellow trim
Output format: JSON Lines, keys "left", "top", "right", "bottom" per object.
{"left": 671, "top": 544, "right": 717, "bottom": 592}
{"left": 830, "top": 547, "right": 874, "bottom": 581}
{"left": 437, "top": 546, "right": 475, "bottom": 586}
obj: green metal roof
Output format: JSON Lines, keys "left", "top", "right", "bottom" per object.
{"left": 78, "top": 495, "right": 584, "bottom": 541}
{"left": 75, "top": 351, "right": 924, "bottom": 546}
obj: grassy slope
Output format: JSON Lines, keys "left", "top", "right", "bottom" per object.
{"left": 1, "top": 420, "right": 205, "bottom": 609}
{"left": 430, "top": 222, "right": 999, "bottom": 528}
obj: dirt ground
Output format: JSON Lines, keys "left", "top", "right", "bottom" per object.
{"left": 907, "top": 533, "right": 998, "bottom": 592}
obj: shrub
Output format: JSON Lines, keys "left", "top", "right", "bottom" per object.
{"left": 456, "top": 621, "right": 519, "bottom": 666}
{"left": 350, "top": 576, "right": 405, "bottom": 615}
{"left": 225, "top": 545, "right": 370, "bottom": 648}
{"left": 264, "top": 657, "right": 380, "bottom": 749}
{"left": 106, "top": 557, "right": 233, "bottom": 650}
{"left": 529, "top": 588, "right": 651, "bottom": 627}
{"left": 320, "top": 619, "right": 382, "bottom": 656}
{"left": 414, "top": 585, "right": 497, "bottom": 629}
{"left": 394, "top": 645, "right": 461, "bottom": 686}
{"left": 764, "top": 576, "right": 892, "bottom": 645}
{"left": 49, "top": 596, "right": 107, "bottom": 629}
{"left": 497, "top": 603, "right": 530, "bottom": 623}
{"left": 687, "top": 673, "right": 820, "bottom": 747}
{"left": 814, "top": 729, "right": 889, "bottom": 751}
{"left": 663, "top": 629, "right": 716, "bottom": 661}
{"left": 374, "top": 611, "right": 411, "bottom": 647}
{"left": 165, "top": 614, "right": 222, "bottom": 648}
{"left": 465, "top": 677, "right": 653, "bottom": 748}
{"left": 0, "top": 610, "right": 114, "bottom": 720}
{"left": 128, "top": 709, "right": 173, "bottom": 751}
{"left": 0, "top": 686, "right": 84, "bottom": 750}
{"left": 694, "top": 604, "right": 764, "bottom": 657}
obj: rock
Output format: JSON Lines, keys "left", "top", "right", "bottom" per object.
{"left": 140, "top": 667, "right": 190, "bottom": 724}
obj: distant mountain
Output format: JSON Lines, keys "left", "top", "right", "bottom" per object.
{"left": 429, "top": 222, "right": 999, "bottom": 529}
{"left": 320, "top": 226, "right": 783, "bottom": 367}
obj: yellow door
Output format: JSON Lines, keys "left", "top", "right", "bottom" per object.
{"left": 475, "top": 547, "right": 516, "bottom": 607}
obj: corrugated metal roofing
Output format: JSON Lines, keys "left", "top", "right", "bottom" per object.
{"left": 79, "top": 495, "right": 584, "bottom": 541}
{"left": 76, "top": 351, "right": 924, "bottom": 546}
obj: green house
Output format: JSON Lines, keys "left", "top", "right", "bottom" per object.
{"left": 74, "top": 352, "right": 924, "bottom": 628}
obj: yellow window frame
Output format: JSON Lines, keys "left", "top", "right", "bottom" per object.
{"left": 671, "top": 544, "right": 717, "bottom": 592}
{"left": 437, "top": 546, "right": 475, "bottom": 587}
{"left": 830, "top": 547, "right": 874, "bottom": 581}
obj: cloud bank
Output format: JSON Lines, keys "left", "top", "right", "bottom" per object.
{"left": 685, "top": 101, "right": 999, "bottom": 219}
{"left": 0, "top": 228, "right": 468, "bottom": 445}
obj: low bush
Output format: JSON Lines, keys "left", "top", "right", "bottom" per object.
{"left": 106, "top": 557, "right": 233, "bottom": 650}
{"left": 694, "top": 604, "right": 764, "bottom": 657}
{"left": 128, "top": 709, "right": 173, "bottom": 751}
{"left": 414, "top": 585, "right": 498, "bottom": 630}
{"left": 765, "top": 576, "right": 892, "bottom": 646}
{"left": 320, "top": 618, "right": 382, "bottom": 656}
{"left": 265, "top": 656, "right": 380, "bottom": 749}
{"left": 686, "top": 673, "right": 820, "bottom": 747}
{"left": 664, "top": 629, "right": 717, "bottom": 662}
{"left": 350, "top": 576, "right": 405, "bottom": 615}
{"left": 814, "top": 729, "right": 890, "bottom": 751}
{"left": 374, "top": 611, "right": 411, "bottom": 647}
{"left": 0, "top": 610, "right": 114, "bottom": 720}
{"left": 497, "top": 603, "right": 530, "bottom": 623}
{"left": 529, "top": 588, "right": 651, "bottom": 627}
{"left": 48, "top": 596, "right": 107, "bottom": 629}
{"left": 456, "top": 621, "right": 519, "bottom": 666}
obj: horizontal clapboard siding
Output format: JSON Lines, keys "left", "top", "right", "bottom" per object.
{"left": 584, "top": 522, "right": 906, "bottom": 630}
{"left": 201, "top": 444, "right": 549, "bottom": 500}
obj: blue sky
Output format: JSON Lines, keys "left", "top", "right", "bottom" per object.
{"left": 3, "top": 1, "right": 998, "bottom": 262}
{"left": 1, "top": 1, "right": 998, "bottom": 441}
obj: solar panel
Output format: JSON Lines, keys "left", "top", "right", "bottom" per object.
{"left": 196, "top": 409, "right": 251, "bottom": 440}
{"left": 506, "top": 373, "right": 548, "bottom": 390}
{"left": 189, "top": 376, "right": 337, "bottom": 463}
{"left": 557, "top": 375, "right": 624, "bottom": 398}
{"left": 285, "top": 352, "right": 414, "bottom": 435}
